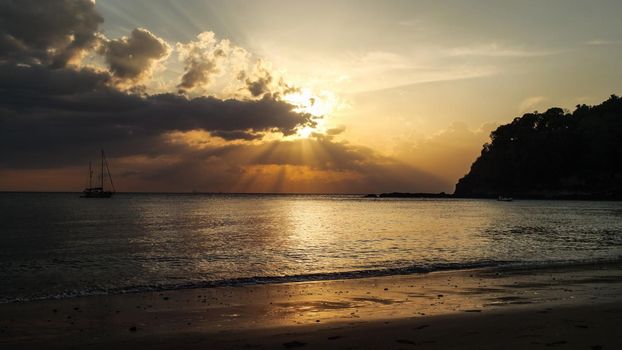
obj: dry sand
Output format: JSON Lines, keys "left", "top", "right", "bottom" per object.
{"left": 1, "top": 262, "right": 621, "bottom": 349}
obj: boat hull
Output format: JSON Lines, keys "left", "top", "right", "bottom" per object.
{"left": 81, "top": 191, "right": 113, "bottom": 198}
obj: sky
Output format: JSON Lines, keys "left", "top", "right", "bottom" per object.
{"left": 1, "top": 0, "right": 621, "bottom": 193}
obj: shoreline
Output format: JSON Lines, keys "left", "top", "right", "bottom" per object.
{"left": 1, "top": 261, "right": 621, "bottom": 349}
{"left": 4, "top": 191, "right": 622, "bottom": 201}
{"left": 367, "top": 192, "right": 622, "bottom": 201}
{"left": 2, "top": 258, "right": 621, "bottom": 305}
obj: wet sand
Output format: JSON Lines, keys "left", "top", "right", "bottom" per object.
{"left": 1, "top": 262, "right": 621, "bottom": 349}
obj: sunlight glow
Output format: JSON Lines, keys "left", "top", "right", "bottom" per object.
{"left": 296, "top": 126, "right": 316, "bottom": 138}
{"left": 282, "top": 88, "right": 337, "bottom": 138}
{"left": 284, "top": 88, "right": 336, "bottom": 117}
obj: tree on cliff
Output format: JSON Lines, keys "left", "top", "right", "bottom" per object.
{"left": 454, "top": 95, "right": 622, "bottom": 198}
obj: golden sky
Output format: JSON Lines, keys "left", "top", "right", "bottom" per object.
{"left": 1, "top": 0, "right": 621, "bottom": 193}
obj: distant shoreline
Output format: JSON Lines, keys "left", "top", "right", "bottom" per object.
{"left": 2, "top": 191, "right": 622, "bottom": 200}
{"left": 364, "top": 192, "right": 622, "bottom": 201}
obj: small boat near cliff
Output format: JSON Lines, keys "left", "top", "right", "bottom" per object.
{"left": 81, "top": 150, "right": 115, "bottom": 198}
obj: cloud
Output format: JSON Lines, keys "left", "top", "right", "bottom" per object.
{"left": 448, "top": 43, "right": 555, "bottom": 58}
{"left": 0, "top": 124, "right": 450, "bottom": 193}
{"left": 93, "top": 138, "right": 450, "bottom": 193}
{"left": 310, "top": 125, "right": 346, "bottom": 141}
{"left": 210, "top": 130, "right": 264, "bottom": 141}
{"left": 0, "top": 62, "right": 314, "bottom": 168}
{"left": 0, "top": 3, "right": 318, "bottom": 172}
{"left": 242, "top": 60, "right": 274, "bottom": 97}
{"left": 326, "top": 125, "right": 346, "bottom": 136}
{"left": 0, "top": 0, "right": 103, "bottom": 67}
{"left": 0, "top": 1, "right": 440, "bottom": 194}
{"left": 296, "top": 49, "right": 496, "bottom": 94}
{"left": 175, "top": 32, "right": 301, "bottom": 100}
{"left": 176, "top": 31, "right": 249, "bottom": 93}
{"left": 176, "top": 32, "right": 223, "bottom": 92}
{"left": 101, "top": 28, "right": 171, "bottom": 85}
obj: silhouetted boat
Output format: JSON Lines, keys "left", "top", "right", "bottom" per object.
{"left": 497, "top": 196, "right": 513, "bottom": 201}
{"left": 81, "top": 150, "right": 115, "bottom": 198}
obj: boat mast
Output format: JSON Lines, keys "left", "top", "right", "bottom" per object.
{"left": 104, "top": 153, "right": 116, "bottom": 193}
{"left": 89, "top": 162, "right": 92, "bottom": 189}
{"left": 101, "top": 149, "right": 104, "bottom": 191}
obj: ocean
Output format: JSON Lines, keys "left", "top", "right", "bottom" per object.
{"left": 1, "top": 193, "right": 621, "bottom": 303}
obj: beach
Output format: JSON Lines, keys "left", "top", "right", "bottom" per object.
{"left": 2, "top": 261, "right": 621, "bottom": 349}
{"left": 2, "top": 194, "right": 621, "bottom": 349}
{"left": 3, "top": 1, "right": 622, "bottom": 348}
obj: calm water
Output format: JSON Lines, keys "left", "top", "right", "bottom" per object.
{"left": 1, "top": 193, "right": 621, "bottom": 302}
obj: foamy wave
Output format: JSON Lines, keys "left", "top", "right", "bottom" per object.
{"left": 3, "top": 257, "right": 621, "bottom": 304}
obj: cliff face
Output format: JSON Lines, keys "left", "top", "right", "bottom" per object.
{"left": 454, "top": 95, "right": 622, "bottom": 199}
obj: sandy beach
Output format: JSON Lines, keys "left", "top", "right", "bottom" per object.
{"left": 1, "top": 262, "right": 621, "bottom": 349}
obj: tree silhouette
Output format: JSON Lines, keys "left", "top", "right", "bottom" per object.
{"left": 454, "top": 95, "right": 622, "bottom": 199}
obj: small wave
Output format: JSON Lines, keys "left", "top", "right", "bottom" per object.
{"left": 2, "top": 257, "right": 621, "bottom": 304}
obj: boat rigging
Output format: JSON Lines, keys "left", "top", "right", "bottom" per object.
{"left": 81, "top": 150, "right": 115, "bottom": 198}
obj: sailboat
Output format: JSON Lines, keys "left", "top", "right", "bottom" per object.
{"left": 81, "top": 150, "right": 116, "bottom": 198}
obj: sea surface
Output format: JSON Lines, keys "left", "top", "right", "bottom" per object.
{"left": 1, "top": 193, "right": 621, "bottom": 303}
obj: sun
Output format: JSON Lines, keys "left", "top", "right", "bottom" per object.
{"left": 283, "top": 88, "right": 336, "bottom": 138}
{"left": 297, "top": 126, "right": 316, "bottom": 138}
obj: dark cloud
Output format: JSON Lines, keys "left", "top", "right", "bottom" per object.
{"left": 115, "top": 138, "right": 450, "bottom": 193}
{"left": 0, "top": 1, "right": 446, "bottom": 194}
{"left": 309, "top": 126, "right": 346, "bottom": 141}
{"left": 0, "top": 62, "right": 314, "bottom": 168}
{"left": 241, "top": 67, "right": 301, "bottom": 99}
{"left": 243, "top": 62, "right": 273, "bottom": 97}
{"left": 326, "top": 125, "right": 346, "bottom": 136}
{"left": 270, "top": 139, "right": 449, "bottom": 192}
{"left": 278, "top": 77, "right": 301, "bottom": 96}
{"left": 101, "top": 28, "right": 171, "bottom": 83}
{"left": 246, "top": 74, "right": 272, "bottom": 97}
{"left": 0, "top": 0, "right": 103, "bottom": 67}
{"left": 0, "top": 3, "right": 315, "bottom": 173}
{"left": 178, "top": 58, "right": 218, "bottom": 92}
{"left": 0, "top": 62, "right": 111, "bottom": 98}
{"left": 210, "top": 130, "right": 263, "bottom": 141}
